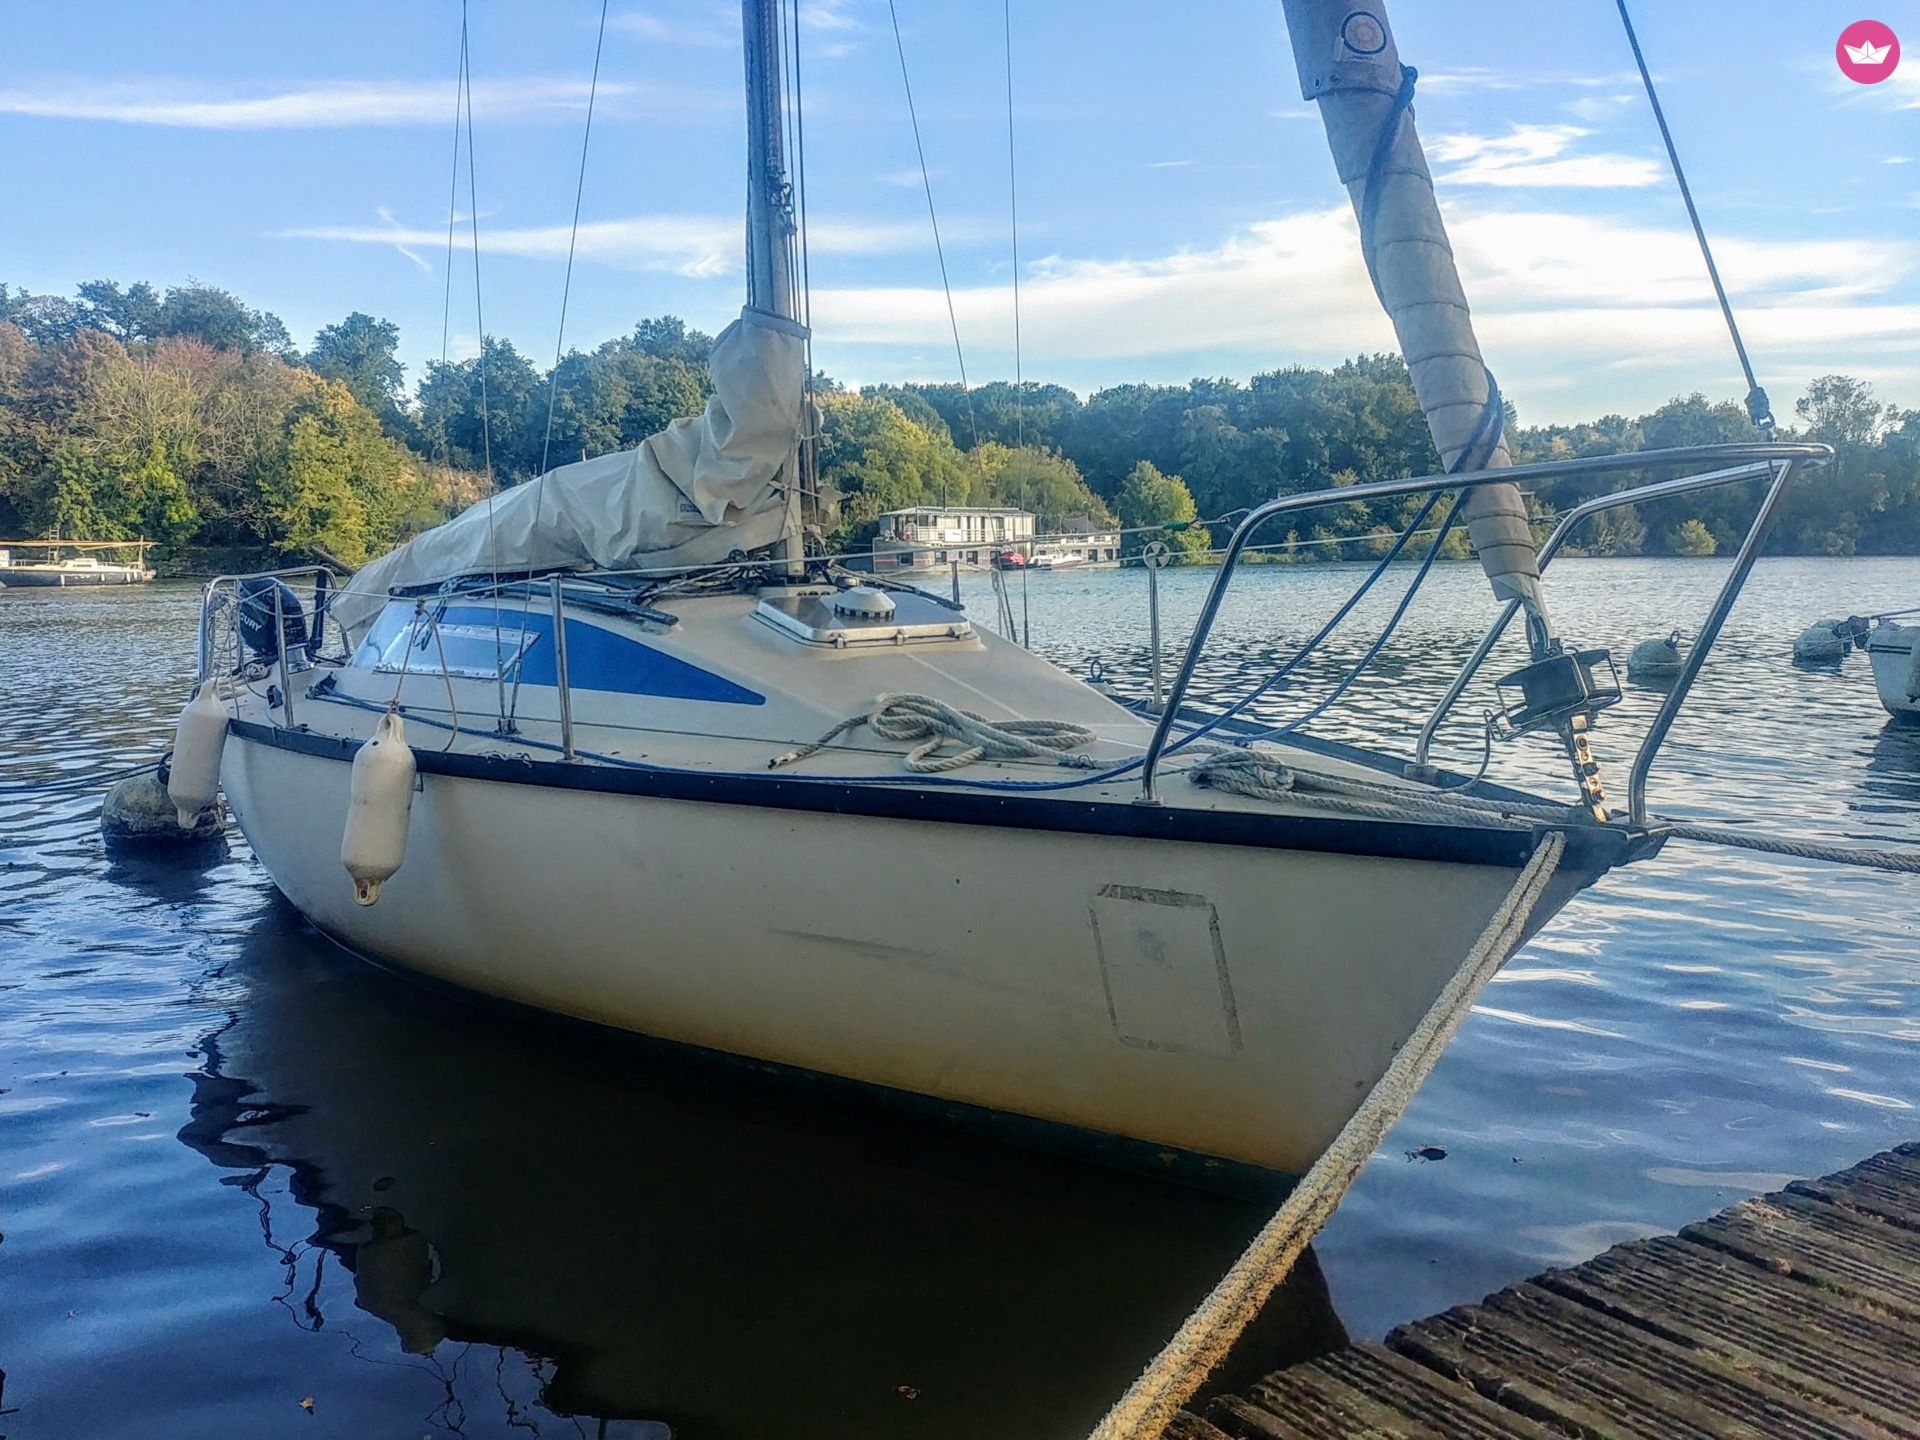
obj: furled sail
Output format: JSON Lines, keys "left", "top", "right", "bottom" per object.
{"left": 1281, "top": 0, "right": 1550, "bottom": 632}
{"left": 332, "top": 307, "right": 806, "bottom": 644}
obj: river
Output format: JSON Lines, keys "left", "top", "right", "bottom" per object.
{"left": 4, "top": 557, "right": 1918, "bottom": 1438}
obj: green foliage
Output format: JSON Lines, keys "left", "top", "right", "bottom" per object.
{"left": 816, "top": 390, "right": 972, "bottom": 542}
{"left": 419, "top": 327, "right": 713, "bottom": 482}
{"left": 973, "top": 443, "right": 1112, "bottom": 528}
{"left": 0, "top": 284, "right": 441, "bottom": 565}
{"left": 8, "top": 275, "right": 1920, "bottom": 573}
{"left": 1665, "top": 518, "right": 1718, "bottom": 557}
{"left": 307, "top": 312, "right": 407, "bottom": 429}
{"left": 1113, "top": 460, "right": 1210, "bottom": 558}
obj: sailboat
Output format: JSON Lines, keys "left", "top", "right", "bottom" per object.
{"left": 172, "top": 0, "right": 1825, "bottom": 1181}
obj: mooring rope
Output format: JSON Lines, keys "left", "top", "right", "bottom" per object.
{"left": 1664, "top": 823, "right": 1920, "bottom": 875}
{"left": 1089, "top": 829, "right": 1568, "bottom": 1440}
{"left": 769, "top": 693, "right": 1096, "bottom": 774}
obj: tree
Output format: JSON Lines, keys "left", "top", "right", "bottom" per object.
{"left": 974, "top": 443, "right": 1112, "bottom": 528}
{"left": 417, "top": 336, "right": 544, "bottom": 482}
{"left": 0, "top": 285, "right": 83, "bottom": 345}
{"left": 1797, "top": 374, "right": 1888, "bottom": 447}
{"left": 75, "top": 280, "right": 163, "bottom": 341}
{"left": 815, "top": 391, "right": 971, "bottom": 543}
{"left": 1113, "top": 460, "right": 1210, "bottom": 558}
{"left": 1666, "top": 518, "right": 1718, "bottom": 556}
{"left": 307, "top": 312, "right": 406, "bottom": 427}
{"left": 629, "top": 315, "right": 714, "bottom": 366}
{"left": 155, "top": 282, "right": 295, "bottom": 357}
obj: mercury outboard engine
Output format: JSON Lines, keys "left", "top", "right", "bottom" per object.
{"left": 235, "top": 576, "right": 310, "bottom": 670}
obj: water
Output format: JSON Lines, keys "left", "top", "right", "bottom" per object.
{"left": 5, "top": 560, "right": 1919, "bottom": 1438}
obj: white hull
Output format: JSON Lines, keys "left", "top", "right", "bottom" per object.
{"left": 1869, "top": 624, "right": 1920, "bottom": 720}
{"left": 201, "top": 579, "right": 1637, "bottom": 1180}
{"left": 222, "top": 728, "right": 1595, "bottom": 1177}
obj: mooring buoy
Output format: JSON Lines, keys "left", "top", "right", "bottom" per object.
{"left": 100, "top": 769, "right": 221, "bottom": 845}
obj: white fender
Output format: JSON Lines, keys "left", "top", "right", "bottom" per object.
{"left": 341, "top": 711, "right": 417, "bottom": 906}
{"left": 167, "top": 682, "right": 230, "bottom": 827}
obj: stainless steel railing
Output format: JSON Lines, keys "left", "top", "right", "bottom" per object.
{"left": 196, "top": 565, "right": 340, "bottom": 686}
{"left": 1136, "top": 442, "right": 1832, "bottom": 816}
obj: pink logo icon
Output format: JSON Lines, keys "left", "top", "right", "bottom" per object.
{"left": 1836, "top": 19, "right": 1900, "bottom": 83}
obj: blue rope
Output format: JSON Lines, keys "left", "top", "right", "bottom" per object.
{"left": 1358, "top": 64, "right": 1419, "bottom": 306}
{"left": 1159, "top": 491, "right": 1446, "bottom": 756}
{"left": 1243, "top": 493, "right": 1464, "bottom": 741}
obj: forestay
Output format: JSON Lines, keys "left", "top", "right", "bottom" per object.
{"left": 333, "top": 306, "right": 806, "bottom": 643}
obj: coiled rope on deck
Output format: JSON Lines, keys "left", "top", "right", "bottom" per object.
{"left": 1189, "top": 750, "right": 1573, "bottom": 829}
{"left": 1089, "top": 829, "right": 1569, "bottom": 1440}
{"left": 768, "top": 693, "right": 1097, "bottom": 774}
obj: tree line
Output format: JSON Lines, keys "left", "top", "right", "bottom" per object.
{"left": 5, "top": 275, "right": 1917, "bottom": 571}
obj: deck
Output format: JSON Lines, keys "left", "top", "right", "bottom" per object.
{"left": 1174, "top": 1142, "right": 1920, "bottom": 1440}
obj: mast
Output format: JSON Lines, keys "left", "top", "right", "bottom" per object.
{"left": 1279, "top": 0, "right": 1553, "bottom": 652}
{"left": 742, "top": 0, "right": 807, "bottom": 571}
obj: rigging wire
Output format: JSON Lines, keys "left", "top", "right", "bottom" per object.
{"left": 455, "top": 0, "right": 508, "bottom": 726}
{"left": 1157, "top": 491, "right": 1447, "bottom": 757}
{"left": 786, "top": 0, "right": 820, "bottom": 535}
{"left": 1614, "top": 0, "right": 1774, "bottom": 436}
{"left": 439, "top": 32, "right": 465, "bottom": 375}
{"left": 537, "top": 0, "right": 611, "bottom": 480}
{"left": 510, "top": 0, "right": 611, "bottom": 731}
{"left": 1243, "top": 494, "right": 1465, "bottom": 742}
{"left": 886, "top": 0, "right": 983, "bottom": 466}
{"left": 1002, "top": 0, "right": 1032, "bottom": 645}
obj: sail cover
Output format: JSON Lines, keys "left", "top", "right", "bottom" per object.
{"left": 332, "top": 307, "right": 806, "bottom": 644}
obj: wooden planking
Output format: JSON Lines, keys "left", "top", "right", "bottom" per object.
{"left": 1190, "top": 1142, "right": 1920, "bottom": 1440}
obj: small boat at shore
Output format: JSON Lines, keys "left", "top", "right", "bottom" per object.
{"left": 0, "top": 541, "right": 155, "bottom": 588}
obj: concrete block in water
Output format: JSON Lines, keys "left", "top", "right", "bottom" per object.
{"left": 101, "top": 771, "right": 222, "bottom": 844}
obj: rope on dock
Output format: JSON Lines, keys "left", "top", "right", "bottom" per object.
{"left": 768, "top": 693, "right": 1096, "bottom": 773}
{"left": 1088, "top": 829, "right": 1568, "bottom": 1440}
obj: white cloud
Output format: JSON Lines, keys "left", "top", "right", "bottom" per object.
{"left": 275, "top": 212, "right": 964, "bottom": 278}
{"left": 1429, "top": 125, "right": 1660, "bottom": 188}
{"left": 1886, "top": 155, "right": 1914, "bottom": 165}
{"left": 0, "top": 77, "right": 676, "bottom": 129}
{"left": 1418, "top": 68, "right": 1640, "bottom": 96}
{"left": 1146, "top": 159, "right": 1195, "bottom": 170}
{"left": 805, "top": 204, "right": 1920, "bottom": 419}
{"left": 374, "top": 206, "right": 432, "bottom": 274}
{"left": 1563, "top": 93, "right": 1637, "bottom": 123}
{"left": 607, "top": 7, "right": 734, "bottom": 46}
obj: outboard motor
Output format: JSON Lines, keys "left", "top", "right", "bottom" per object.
{"left": 310, "top": 570, "right": 331, "bottom": 657}
{"left": 235, "top": 576, "right": 311, "bottom": 670}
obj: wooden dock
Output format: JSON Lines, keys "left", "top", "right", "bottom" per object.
{"left": 1174, "top": 1142, "right": 1920, "bottom": 1440}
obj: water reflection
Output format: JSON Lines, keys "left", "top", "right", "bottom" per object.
{"left": 9, "top": 564, "right": 1920, "bottom": 1431}
{"left": 1859, "top": 723, "right": 1920, "bottom": 812}
{"left": 175, "top": 908, "right": 1344, "bottom": 1438}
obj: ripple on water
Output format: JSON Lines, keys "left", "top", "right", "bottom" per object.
{"left": 4, "top": 561, "right": 1920, "bottom": 1431}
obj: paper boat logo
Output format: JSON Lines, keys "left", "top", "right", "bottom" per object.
{"left": 1837, "top": 20, "right": 1900, "bottom": 83}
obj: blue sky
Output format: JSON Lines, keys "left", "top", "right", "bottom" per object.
{"left": 4, "top": 1, "right": 1916, "bottom": 424}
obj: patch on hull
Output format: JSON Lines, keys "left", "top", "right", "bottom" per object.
{"left": 1091, "top": 884, "right": 1242, "bottom": 1058}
